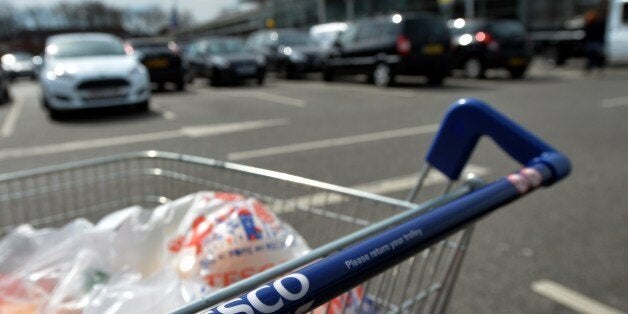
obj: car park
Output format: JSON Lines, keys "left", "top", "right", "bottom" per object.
{"left": 246, "top": 29, "right": 322, "bottom": 79}
{"left": 1, "top": 52, "right": 37, "bottom": 80}
{"left": 448, "top": 18, "right": 532, "bottom": 79}
{"left": 187, "top": 37, "right": 266, "bottom": 86}
{"left": 322, "top": 13, "right": 452, "bottom": 86}
{"left": 40, "top": 33, "right": 151, "bottom": 119}
{"left": 125, "top": 37, "right": 187, "bottom": 91}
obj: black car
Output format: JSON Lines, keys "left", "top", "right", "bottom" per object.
{"left": 125, "top": 38, "right": 187, "bottom": 91}
{"left": 246, "top": 29, "right": 321, "bottom": 79}
{"left": 1, "top": 52, "right": 37, "bottom": 80}
{"left": 322, "top": 13, "right": 452, "bottom": 86}
{"left": 0, "top": 67, "right": 10, "bottom": 104}
{"left": 187, "top": 37, "right": 266, "bottom": 86}
{"left": 448, "top": 18, "right": 531, "bottom": 79}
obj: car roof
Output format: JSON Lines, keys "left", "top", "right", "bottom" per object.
{"left": 47, "top": 33, "right": 121, "bottom": 45}
{"left": 127, "top": 37, "right": 174, "bottom": 45}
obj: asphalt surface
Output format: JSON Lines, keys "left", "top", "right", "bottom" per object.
{"left": 0, "top": 60, "right": 626, "bottom": 313}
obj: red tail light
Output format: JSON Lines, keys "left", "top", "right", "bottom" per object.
{"left": 475, "top": 32, "right": 493, "bottom": 43}
{"left": 396, "top": 35, "right": 412, "bottom": 56}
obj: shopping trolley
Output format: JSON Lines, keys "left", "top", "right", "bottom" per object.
{"left": 0, "top": 99, "right": 570, "bottom": 313}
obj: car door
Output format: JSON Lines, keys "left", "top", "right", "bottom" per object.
{"left": 327, "top": 23, "right": 359, "bottom": 74}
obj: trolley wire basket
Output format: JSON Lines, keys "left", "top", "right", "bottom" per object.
{"left": 0, "top": 99, "right": 570, "bottom": 313}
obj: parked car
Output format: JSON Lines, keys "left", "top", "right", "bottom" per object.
{"left": 246, "top": 29, "right": 321, "bottom": 78}
{"left": 606, "top": 0, "right": 628, "bottom": 64}
{"left": 322, "top": 13, "right": 452, "bottom": 86}
{"left": 125, "top": 37, "right": 187, "bottom": 91}
{"left": 40, "top": 33, "right": 151, "bottom": 119}
{"left": 0, "top": 68, "right": 10, "bottom": 104}
{"left": 187, "top": 37, "right": 266, "bottom": 86}
{"left": 448, "top": 18, "right": 532, "bottom": 79}
{"left": 1, "top": 52, "right": 37, "bottom": 80}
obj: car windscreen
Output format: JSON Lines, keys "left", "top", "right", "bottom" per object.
{"left": 48, "top": 40, "right": 126, "bottom": 58}
{"left": 133, "top": 43, "right": 172, "bottom": 54}
{"left": 487, "top": 21, "right": 526, "bottom": 38}
{"left": 277, "top": 33, "right": 312, "bottom": 46}
{"left": 207, "top": 40, "right": 246, "bottom": 54}
{"left": 405, "top": 17, "right": 449, "bottom": 40}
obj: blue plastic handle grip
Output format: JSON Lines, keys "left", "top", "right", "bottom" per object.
{"left": 426, "top": 99, "right": 571, "bottom": 184}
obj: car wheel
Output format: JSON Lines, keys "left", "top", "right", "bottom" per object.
{"left": 508, "top": 67, "right": 527, "bottom": 79}
{"left": 176, "top": 79, "right": 186, "bottom": 91}
{"left": 256, "top": 74, "right": 265, "bottom": 86}
{"left": 427, "top": 75, "right": 446, "bottom": 86}
{"left": 210, "top": 76, "right": 222, "bottom": 87}
{"left": 464, "top": 58, "right": 485, "bottom": 79}
{"left": 322, "top": 67, "right": 334, "bottom": 82}
{"left": 157, "top": 82, "right": 166, "bottom": 91}
{"left": 373, "top": 63, "right": 394, "bottom": 87}
{"left": 49, "top": 109, "right": 65, "bottom": 121}
{"left": 135, "top": 100, "right": 150, "bottom": 112}
{"left": 1, "top": 87, "right": 9, "bottom": 104}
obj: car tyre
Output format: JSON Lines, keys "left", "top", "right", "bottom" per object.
{"left": 427, "top": 75, "right": 446, "bottom": 86}
{"left": 256, "top": 74, "right": 265, "bottom": 86}
{"left": 464, "top": 58, "right": 485, "bottom": 79}
{"left": 49, "top": 109, "right": 65, "bottom": 121}
{"left": 1, "top": 87, "right": 10, "bottom": 104}
{"left": 135, "top": 100, "right": 150, "bottom": 112}
{"left": 508, "top": 67, "right": 527, "bottom": 79}
{"left": 176, "top": 79, "right": 186, "bottom": 91}
{"left": 322, "top": 67, "right": 334, "bottom": 82}
{"left": 373, "top": 63, "right": 394, "bottom": 87}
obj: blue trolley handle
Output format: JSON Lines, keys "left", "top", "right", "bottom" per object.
{"left": 179, "top": 99, "right": 571, "bottom": 314}
{"left": 426, "top": 98, "right": 570, "bottom": 184}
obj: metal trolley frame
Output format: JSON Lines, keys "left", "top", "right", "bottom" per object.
{"left": 0, "top": 99, "right": 570, "bottom": 314}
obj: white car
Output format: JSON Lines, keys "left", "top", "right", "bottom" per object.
{"left": 40, "top": 33, "right": 150, "bottom": 118}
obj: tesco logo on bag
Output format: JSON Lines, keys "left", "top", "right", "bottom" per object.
{"left": 204, "top": 273, "right": 314, "bottom": 314}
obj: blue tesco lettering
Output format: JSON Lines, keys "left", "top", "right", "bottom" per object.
{"left": 207, "top": 273, "right": 311, "bottom": 313}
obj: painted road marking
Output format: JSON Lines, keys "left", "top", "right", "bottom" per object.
{"left": 207, "top": 89, "right": 306, "bottom": 107}
{"left": 601, "top": 96, "right": 628, "bottom": 109}
{"left": 1, "top": 100, "right": 23, "bottom": 138}
{"left": 283, "top": 81, "right": 417, "bottom": 98}
{"left": 0, "top": 119, "right": 288, "bottom": 161}
{"left": 228, "top": 124, "right": 439, "bottom": 161}
{"left": 273, "top": 164, "right": 489, "bottom": 215}
{"left": 532, "top": 280, "right": 625, "bottom": 314}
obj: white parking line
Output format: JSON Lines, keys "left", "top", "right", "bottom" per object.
{"left": 0, "top": 119, "right": 288, "bottom": 161}
{"left": 274, "top": 164, "right": 489, "bottom": 214}
{"left": 283, "top": 81, "right": 417, "bottom": 98}
{"left": 228, "top": 124, "right": 439, "bottom": 161}
{"left": 532, "top": 280, "right": 625, "bottom": 314}
{"left": 1, "top": 100, "right": 23, "bottom": 138}
{"left": 207, "top": 90, "right": 306, "bottom": 107}
{"left": 601, "top": 96, "right": 628, "bottom": 109}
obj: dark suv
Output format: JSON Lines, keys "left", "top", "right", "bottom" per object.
{"left": 246, "top": 29, "right": 322, "bottom": 79}
{"left": 448, "top": 19, "right": 531, "bottom": 79}
{"left": 125, "top": 38, "right": 187, "bottom": 91}
{"left": 322, "top": 13, "right": 451, "bottom": 86}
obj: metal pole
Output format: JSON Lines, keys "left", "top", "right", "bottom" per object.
{"left": 318, "top": 0, "right": 326, "bottom": 23}
{"left": 346, "top": 0, "right": 355, "bottom": 20}
{"left": 465, "top": 0, "right": 475, "bottom": 18}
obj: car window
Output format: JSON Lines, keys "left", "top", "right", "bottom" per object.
{"left": 405, "top": 17, "right": 448, "bottom": 40}
{"left": 277, "top": 32, "right": 312, "bottom": 46}
{"left": 487, "top": 21, "right": 526, "bottom": 38}
{"left": 623, "top": 3, "right": 628, "bottom": 25}
{"left": 47, "top": 39, "right": 126, "bottom": 58}
{"left": 338, "top": 24, "right": 358, "bottom": 46}
{"left": 357, "top": 22, "right": 382, "bottom": 41}
{"left": 207, "top": 40, "right": 246, "bottom": 54}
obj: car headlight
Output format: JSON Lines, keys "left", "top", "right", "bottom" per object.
{"left": 212, "top": 57, "right": 230, "bottom": 69}
{"left": 47, "top": 66, "right": 76, "bottom": 81}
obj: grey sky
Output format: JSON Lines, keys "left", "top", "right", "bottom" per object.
{"left": 9, "top": 0, "right": 239, "bottom": 24}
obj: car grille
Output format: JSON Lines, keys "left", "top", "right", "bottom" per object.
{"left": 77, "top": 79, "right": 129, "bottom": 90}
